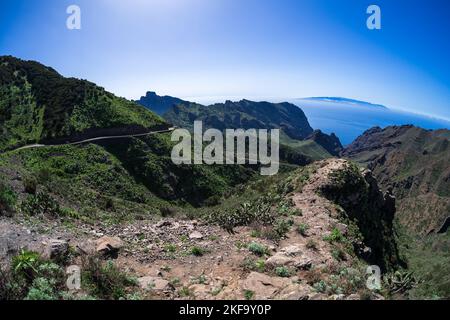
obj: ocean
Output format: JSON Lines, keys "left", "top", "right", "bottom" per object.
{"left": 291, "top": 98, "right": 450, "bottom": 145}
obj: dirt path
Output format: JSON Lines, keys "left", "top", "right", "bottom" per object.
{"left": 1, "top": 159, "right": 373, "bottom": 300}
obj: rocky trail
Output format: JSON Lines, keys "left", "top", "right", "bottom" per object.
{"left": 0, "top": 159, "right": 383, "bottom": 300}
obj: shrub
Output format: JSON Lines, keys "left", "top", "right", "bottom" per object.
{"left": 275, "top": 266, "right": 291, "bottom": 278}
{"left": 297, "top": 223, "right": 310, "bottom": 236}
{"left": 25, "top": 277, "right": 58, "bottom": 300}
{"left": 20, "top": 191, "right": 62, "bottom": 217}
{"left": 244, "top": 290, "right": 255, "bottom": 300}
{"left": 165, "top": 244, "right": 177, "bottom": 253}
{"left": 323, "top": 228, "right": 344, "bottom": 243}
{"left": 0, "top": 266, "right": 23, "bottom": 300}
{"left": 0, "top": 181, "right": 16, "bottom": 216}
{"left": 313, "top": 280, "right": 328, "bottom": 293}
{"left": 178, "top": 286, "right": 191, "bottom": 297}
{"left": 265, "top": 219, "right": 291, "bottom": 241}
{"left": 3, "top": 251, "right": 66, "bottom": 300}
{"left": 190, "top": 246, "right": 205, "bottom": 257}
{"left": 82, "top": 256, "right": 136, "bottom": 300}
{"left": 23, "top": 175, "right": 38, "bottom": 194}
{"left": 60, "top": 207, "right": 81, "bottom": 219}
{"left": 248, "top": 242, "right": 269, "bottom": 257}
{"left": 331, "top": 248, "right": 346, "bottom": 261}
{"left": 160, "top": 206, "right": 177, "bottom": 217}
{"left": 12, "top": 250, "right": 42, "bottom": 281}
{"left": 241, "top": 257, "right": 266, "bottom": 273}
{"left": 306, "top": 240, "right": 318, "bottom": 251}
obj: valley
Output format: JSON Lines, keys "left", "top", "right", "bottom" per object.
{"left": 0, "top": 56, "right": 449, "bottom": 301}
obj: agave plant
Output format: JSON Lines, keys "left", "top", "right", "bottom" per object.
{"left": 384, "top": 270, "right": 417, "bottom": 294}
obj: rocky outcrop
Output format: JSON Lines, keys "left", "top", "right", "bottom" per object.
{"left": 319, "top": 161, "right": 404, "bottom": 271}
{"left": 343, "top": 125, "right": 450, "bottom": 236}
{"left": 307, "top": 130, "right": 343, "bottom": 156}
{"left": 95, "top": 236, "right": 124, "bottom": 259}
{"left": 135, "top": 91, "right": 187, "bottom": 116}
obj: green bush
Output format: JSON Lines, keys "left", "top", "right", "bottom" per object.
{"left": 297, "top": 223, "right": 309, "bottom": 236}
{"left": 306, "top": 240, "right": 318, "bottom": 251}
{"left": 275, "top": 266, "right": 291, "bottom": 278}
{"left": 323, "top": 228, "right": 344, "bottom": 243}
{"left": 82, "top": 256, "right": 136, "bottom": 300}
{"left": 12, "top": 250, "right": 42, "bottom": 281}
{"left": 248, "top": 242, "right": 269, "bottom": 257}
{"left": 23, "top": 175, "right": 38, "bottom": 194}
{"left": 2, "top": 251, "right": 66, "bottom": 300}
{"left": 190, "top": 246, "right": 205, "bottom": 257}
{"left": 20, "top": 191, "right": 62, "bottom": 217}
{"left": 331, "top": 248, "right": 346, "bottom": 261}
{"left": 25, "top": 277, "right": 58, "bottom": 300}
{"left": 0, "top": 181, "right": 16, "bottom": 216}
{"left": 244, "top": 290, "right": 255, "bottom": 300}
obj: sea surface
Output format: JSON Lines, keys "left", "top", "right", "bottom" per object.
{"left": 291, "top": 98, "right": 450, "bottom": 145}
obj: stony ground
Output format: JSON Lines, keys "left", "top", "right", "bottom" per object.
{"left": 0, "top": 159, "right": 379, "bottom": 300}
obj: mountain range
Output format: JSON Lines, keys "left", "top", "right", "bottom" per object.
{"left": 137, "top": 93, "right": 343, "bottom": 161}
{"left": 0, "top": 56, "right": 449, "bottom": 300}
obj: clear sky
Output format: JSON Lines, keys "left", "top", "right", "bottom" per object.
{"left": 1, "top": 0, "right": 449, "bottom": 120}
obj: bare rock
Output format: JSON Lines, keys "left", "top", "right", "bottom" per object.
{"left": 279, "top": 284, "right": 312, "bottom": 300}
{"left": 280, "top": 245, "right": 302, "bottom": 256}
{"left": 265, "top": 253, "right": 295, "bottom": 267}
{"left": 47, "top": 239, "right": 69, "bottom": 260}
{"left": 189, "top": 231, "right": 204, "bottom": 240}
{"left": 242, "top": 272, "right": 289, "bottom": 299}
{"left": 155, "top": 220, "right": 171, "bottom": 228}
{"left": 95, "top": 236, "right": 124, "bottom": 258}
{"left": 138, "top": 276, "right": 174, "bottom": 292}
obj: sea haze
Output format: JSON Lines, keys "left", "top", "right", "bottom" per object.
{"left": 291, "top": 98, "right": 450, "bottom": 145}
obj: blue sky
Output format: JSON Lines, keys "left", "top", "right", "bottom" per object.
{"left": 1, "top": 0, "right": 449, "bottom": 120}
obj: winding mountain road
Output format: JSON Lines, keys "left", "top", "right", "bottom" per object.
{"left": 14, "top": 127, "right": 177, "bottom": 151}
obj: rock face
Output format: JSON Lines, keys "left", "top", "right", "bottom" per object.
{"left": 163, "top": 99, "right": 314, "bottom": 140}
{"left": 135, "top": 91, "right": 187, "bottom": 116}
{"left": 343, "top": 125, "right": 450, "bottom": 236}
{"left": 319, "top": 161, "right": 404, "bottom": 271}
{"left": 307, "top": 130, "right": 343, "bottom": 156}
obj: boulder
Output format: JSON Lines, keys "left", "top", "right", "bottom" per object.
{"left": 138, "top": 276, "right": 174, "bottom": 292}
{"left": 266, "top": 246, "right": 313, "bottom": 270}
{"left": 47, "top": 239, "right": 69, "bottom": 260}
{"left": 279, "top": 284, "right": 311, "bottom": 300}
{"left": 265, "top": 253, "right": 295, "bottom": 267}
{"left": 95, "top": 236, "right": 124, "bottom": 258}
{"left": 280, "top": 245, "right": 302, "bottom": 256}
{"left": 242, "top": 272, "right": 289, "bottom": 299}
{"left": 189, "top": 231, "right": 204, "bottom": 240}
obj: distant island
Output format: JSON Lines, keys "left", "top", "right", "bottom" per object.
{"left": 303, "top": 97, "right": 388, "bottom": 110}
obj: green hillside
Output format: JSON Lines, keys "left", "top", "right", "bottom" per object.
{"left": 164, "top": 100, "right": 314, "bottom": 140}
{"left": 157, "top": 99, "right": 335, "bottom": 164}
{"left": 0, "top": 57, "right": 256, "bottom": 214}
{"left": 0, "top": 56, "right": 166, "bottom": 152}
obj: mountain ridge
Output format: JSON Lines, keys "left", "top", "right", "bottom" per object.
{"left": 343, "top": 125, "right": 450, "bottom": 235}
{"left": 0, "top": 56, "right": 166, "bottom": 152}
